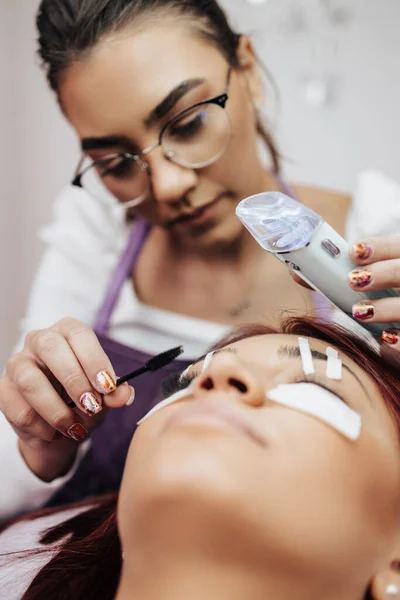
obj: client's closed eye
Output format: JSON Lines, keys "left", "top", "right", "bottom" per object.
{"left": 293, "top": 375, "right": 349, "bottom": 406}
{"left": 162, "top": 371, "right": 198, "bottom": 398}
{"left": 266, "top": 382, "right": 362, "bottom": 441}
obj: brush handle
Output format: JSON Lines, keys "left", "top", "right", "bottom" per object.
{"left": 116, "top": 365, "right": 148, "bottom": 386}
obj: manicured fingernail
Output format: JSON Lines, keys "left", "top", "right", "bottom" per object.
{"left": 352, "top": 300, "right": 375, "bottom": 320}
{"left": 352, "top": 242, "right": 372, "bottom": 261}
{"left": 126, "top": 386, "right": 135, "bottom": 407}
{"left": 95, "top": 371, "right": 116, "bottom": 394}
{"left": 348, "top": 269, "right": 372, "bottom": 288}
{"left": 79, "top": 392, "right": 102, "bottom": 416}
{"left": 382, "top": 329, "right": 399, "bottom": 345}
{"left": 68, "top": 423, "right": 88, "bottom": 442}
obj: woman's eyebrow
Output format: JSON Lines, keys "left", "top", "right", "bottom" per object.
{"left": 80, "top": 78, "right": 206, "bottom": 151}
{"left": 277, "top": 344, "right": 372, "bottom": 401}
{"left": 144, "top": 77, "right": 206, "bottom": 128}
{"left": 81, "top": 135, "right": 131, "bottom": 152}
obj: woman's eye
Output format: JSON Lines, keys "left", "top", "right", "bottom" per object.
{"left": 168, "top": 112, "right": 205, "bottom": 140}
{"left": 97, "top": 157, "right": 136, "bottom": 180}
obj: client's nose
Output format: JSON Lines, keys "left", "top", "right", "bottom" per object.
{"left": 193, "top": 353, "right": 264, "bottom": 407}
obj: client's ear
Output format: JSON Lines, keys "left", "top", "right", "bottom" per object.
{"left": 370, "top": 539, "right": 400, "bottom": 599}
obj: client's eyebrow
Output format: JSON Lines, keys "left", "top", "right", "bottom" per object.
{"left": 278, "top": 344, "right": 371, "bottom": 401}
{"left": 191, "top": 347, "right": 237, "bottom": 367}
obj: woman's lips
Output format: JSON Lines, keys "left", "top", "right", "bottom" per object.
{"left": 167, "top": 195, "right": 223, "bottom": 228}
{"left": 162, "top": 398, "right": 266, "bottom": 447}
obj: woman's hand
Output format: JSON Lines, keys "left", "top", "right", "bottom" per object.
{"left": 0, "top": 318, "right": 134, "bottom": 482}
{"left": 349, "top": 238, "right": 400, "bottom": 348}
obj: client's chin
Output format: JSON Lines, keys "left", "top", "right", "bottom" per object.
{"left": 118, "top": 422, "right": 266, "bottom": 565}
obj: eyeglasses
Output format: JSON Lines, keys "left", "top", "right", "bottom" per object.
{"left": 72, "top": 68, "right": 232, "bottom": 207}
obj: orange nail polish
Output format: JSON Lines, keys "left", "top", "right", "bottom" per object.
{"left": 352, "top": 242, "right": 372, "bottom": 261}
{"left": 382, "top": 329, "right": 399, "bottom": 345}
{"left": 352, "top": 300, "right": 375, "bottom": 320}
{"left": 349, "top": 270, "right": 372, "bottom": 288}
{"left": 96, "top": 371, "right": 117, "bottom": 394}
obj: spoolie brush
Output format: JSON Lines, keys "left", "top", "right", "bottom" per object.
{"left": 116, "top": 345, "right": 184, "bottom": 386}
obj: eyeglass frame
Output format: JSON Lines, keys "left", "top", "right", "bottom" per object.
{"left": 71, "top": 66, "right": 233, "bottom": 191}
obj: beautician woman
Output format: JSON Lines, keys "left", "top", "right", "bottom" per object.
{"left": 1, "top": 0, "right": 400, "bottom": 520}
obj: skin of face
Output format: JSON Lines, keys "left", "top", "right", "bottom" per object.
{"left": 59, "top": 20, "right": 270, "bottom": 248}
{"left": 117, "top": 334, "right": 400, "bottom": 594}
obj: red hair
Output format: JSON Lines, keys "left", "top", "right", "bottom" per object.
{"left": 6, "top": 318, "right": 400, "bottom": 600}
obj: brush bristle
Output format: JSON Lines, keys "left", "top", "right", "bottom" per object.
{"left": 146, "top": 346, "right": 184, "bottom": 371}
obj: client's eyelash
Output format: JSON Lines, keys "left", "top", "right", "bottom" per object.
{"left": 292, "top": 374, "right": 349, "bottom": 406}
{"left": 161, "top": 371, "right": 198, "bottom": 398}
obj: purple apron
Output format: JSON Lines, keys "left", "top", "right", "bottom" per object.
{"left": 47, "top": 220, "right": 193, "bottom": 506}
{"left": 47, "top": 181, "right": 329, "bottom": 507}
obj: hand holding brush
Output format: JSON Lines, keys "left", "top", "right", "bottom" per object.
{"left": 65, "top": 345, "right": 184, "bottom": 408}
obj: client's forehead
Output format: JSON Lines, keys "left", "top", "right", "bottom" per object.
{"left": 218, "top": 334, "right": 337, "bottom": 365}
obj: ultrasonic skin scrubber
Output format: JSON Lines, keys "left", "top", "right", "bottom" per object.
{"left": 236, "top": 191, "right": 400, "bottom": 335}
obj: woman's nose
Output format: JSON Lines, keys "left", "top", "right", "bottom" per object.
{"left": 192, "top": 353, "right": 265, "bottom": 408}
{"left": 148, "top": 150, "right": 198, "bottom": 204}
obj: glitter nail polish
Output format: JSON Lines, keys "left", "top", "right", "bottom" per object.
{"left": 352, "top": 301, "right": 375, "bottom": 321}
{"left": 96, "top": 371, "right": 117, "bottom": 394}
{"left": 352, "top": 242, "right": 372, "bottom": 261}
{"left": 79, "top": 392, "right": 102, "bottom": 416}
{"left": 68, "top": 423, "right": 88, "bottom": 442}
{"left": 382, "top": 329, "right": 399, "bottom": 345}
{"left": 349, "top": 270, "right": 372, "bottom": 288}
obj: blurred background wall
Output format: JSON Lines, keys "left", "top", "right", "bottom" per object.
{"left": 1, "top": 0, "right": 399, "bottom": 366}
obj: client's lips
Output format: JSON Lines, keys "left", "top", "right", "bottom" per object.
{"left": 167, "top": 195, "right": 223, "bottom": 227}
{"left": 162, "top": 398, "right": 266, "bottom": 447}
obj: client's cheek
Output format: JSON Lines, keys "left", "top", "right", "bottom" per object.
{"left": 266, "top": 383, "right": 362, "bottom": 441}
{"left": 354, "top": 437, "right": 400, "bottom": 537}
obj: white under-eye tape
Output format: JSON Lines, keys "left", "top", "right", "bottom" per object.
{"left": 266, "top": 383, "right": 361, "bottom": 441}
{"left": 137, "top": 387, "right": 193, "bottom": 425}
{"left": 326, "top": 347, "right": 342, "bottom": 380}
{"left": 179, "top": 365, "right": 192, "bottom": 380}
{"left": 202, "top": 351, "right": 215, "bottom": 372}
{"left": 138, "top": 352, "right": 216, "bottom": 425}
{"left": 298, "top": 337, "right": 315, "bottom": 375}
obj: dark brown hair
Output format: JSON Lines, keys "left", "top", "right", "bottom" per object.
{"left": 9, "top": 317, "right": 400, "bottom": 599}
{"left": 36, "top": 0, "right": 281, "bottom": 172}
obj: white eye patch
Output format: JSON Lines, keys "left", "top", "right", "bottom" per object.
{"left": 202, "top": 351, "right": 215, "bottom": 372}
{"left": 266, "top": 383, "right": 361, "bottom": 441}
{"left": 137, "top": 387, "right": 193, "bottom": 425}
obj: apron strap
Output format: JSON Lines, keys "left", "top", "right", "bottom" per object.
{"left": 94, "top": 219, "right": 151, "bottom": 335}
